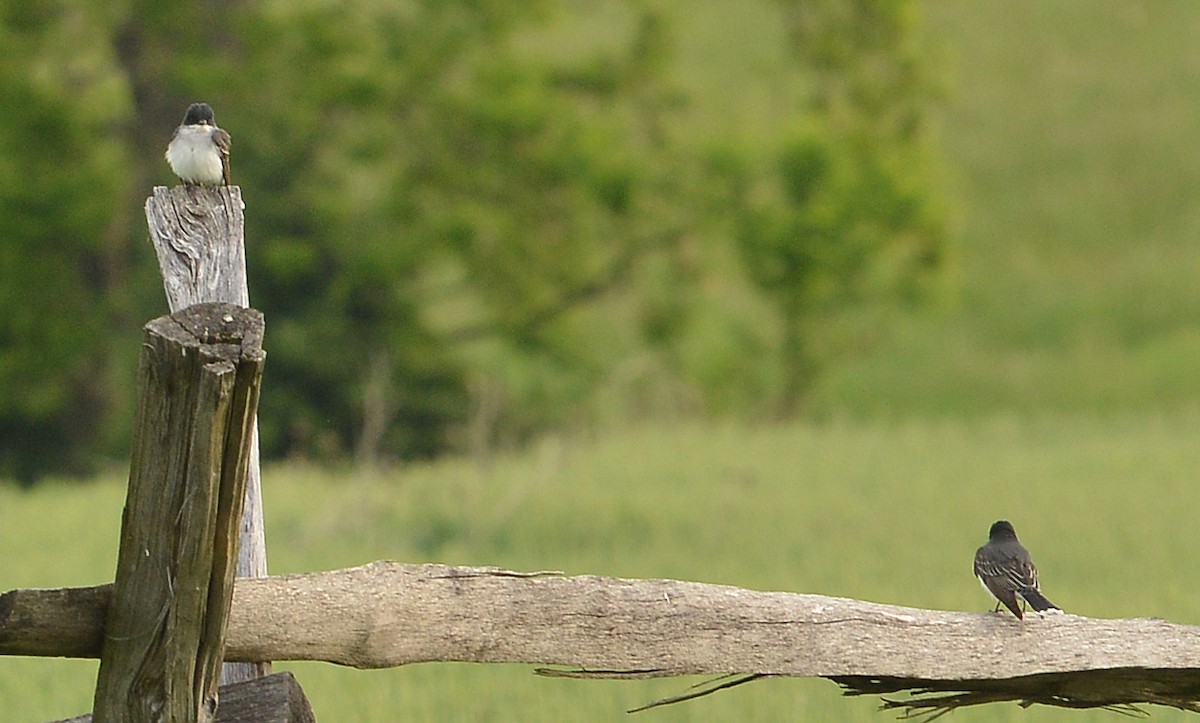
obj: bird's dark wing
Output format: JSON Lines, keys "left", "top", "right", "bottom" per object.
{"left": 974, "top": 547, "right": 1036, "bottom": 619}
{"left": 975, "top": 570, "right": 1022, "bottom": 618}
{"left": 213, "top": 127, "right": 232, "bottom": 186}
{"left": 974, "top": 549, "right": 1038, "bottom": 591}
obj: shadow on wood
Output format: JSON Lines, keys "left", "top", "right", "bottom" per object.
{"left": 55, "top": 672, "right": 314, "bottom": 723}
{"left": 833, "top": 668, "right": 1200, "bottom": 719}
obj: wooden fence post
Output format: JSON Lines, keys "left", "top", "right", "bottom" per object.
{"left": 144, "top": 185, "right": 269, "bottom": 684}
{"left": 91, "top": 303, "right": 265, "bottom": 722}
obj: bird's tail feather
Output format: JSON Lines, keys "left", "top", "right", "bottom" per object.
{"left": 1020, "top": 589, "right": 1058, "bottom": 612}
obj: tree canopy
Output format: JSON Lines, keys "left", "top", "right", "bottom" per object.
{"left": 0, "top": 0, "right": 946, "bottom": 482}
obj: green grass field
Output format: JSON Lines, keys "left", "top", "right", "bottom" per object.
{"left": 7, "top": 0, "right": 1200, "bottom": 720}
{"left": 6, "top": 413, "right": 1200, "bottom": 720}
{"left": 814, "top": 0, "right": 1200, "bottom": 418}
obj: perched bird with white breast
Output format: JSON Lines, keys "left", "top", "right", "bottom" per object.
{"left": 165, "top": 102, "right": 231, "bottom": 186}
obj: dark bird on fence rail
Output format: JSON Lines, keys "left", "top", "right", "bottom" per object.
{"left": 974, "top": 519, "right": 1059, "bottom": 619}
{"left": 166, "top": 102, "right": 231, "bottom": 186}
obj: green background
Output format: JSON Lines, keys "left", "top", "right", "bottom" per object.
{"left": 6, "top": 0, "right": 1200, "bottom": 720}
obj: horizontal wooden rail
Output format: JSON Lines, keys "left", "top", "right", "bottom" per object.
{"left": 5, "top": 562, "right": 1200, "bottom": 715}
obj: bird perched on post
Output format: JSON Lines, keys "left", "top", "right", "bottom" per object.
{"left": 165, "top": 102, "right": 231, "bottom": 186}
{"left": 973, "top": 520, "right": 1059, "bottom": 619}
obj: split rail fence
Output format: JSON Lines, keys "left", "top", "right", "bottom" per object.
{"left": 3, "top": 186, "right": 1200, "bottom": 720}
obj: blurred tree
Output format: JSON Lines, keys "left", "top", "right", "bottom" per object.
{"left": 0, "top": 1, "right": 133, "bottom": 484}
{"left": 215, "top": 0, "right": 695, "bottom": 461}
{"left": 0, "top": 0, "right": 946, "bottom": 480}
{"left": 732, "top": 0, "right": 946, "bottom": 414}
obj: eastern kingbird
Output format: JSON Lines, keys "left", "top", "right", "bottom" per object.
{"left": 165, "top": 102, "right": 231, "bottom": 186}
{"left": 973, "top": 520, "right": 1059, "bottom": 619}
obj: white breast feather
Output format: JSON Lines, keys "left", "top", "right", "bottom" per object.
{"left": 166, "top": 126, "right": 224, "bottom": 184}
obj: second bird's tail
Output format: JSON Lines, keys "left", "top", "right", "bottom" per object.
{"left": 1019, "top": 589, "right": 1058, "bottom": 612}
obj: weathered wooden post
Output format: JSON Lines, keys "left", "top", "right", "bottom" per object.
{"left": 144, "top": 185, "right": 269, "bottom": 684}
{"left": 91, "top": 303, "right": 265, "bottom": 721}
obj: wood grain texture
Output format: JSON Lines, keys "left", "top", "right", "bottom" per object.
{"left": 5, "top": 562, "right": 1200, "bottom": 677}
{"left": 145, "top": 185, "right": 268, "bottom": 686}
{"left": 145, "top": 186, "right": 248, "bottom": 309}
{"left": 91, "top": 304, "right": 264, "bottom": 723}
{"left": 13, "top": 562, "right": 1200, "bottom": 714}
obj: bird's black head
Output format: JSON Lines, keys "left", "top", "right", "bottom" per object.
{"left": 182, "top": 102, "right": 216, "bottom": 126}
{"left": 988, "top": 519, "right": 1018, "bottom": 541}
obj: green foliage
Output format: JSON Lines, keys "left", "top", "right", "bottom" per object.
{"left": 730, "top": 0, "right": 945, "bottom": 413}
{"left": 0, "top": 0, "right": 946, "bottom": 479}
{"left": 0, "top": 1, "right": 132, "bottom": 483}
